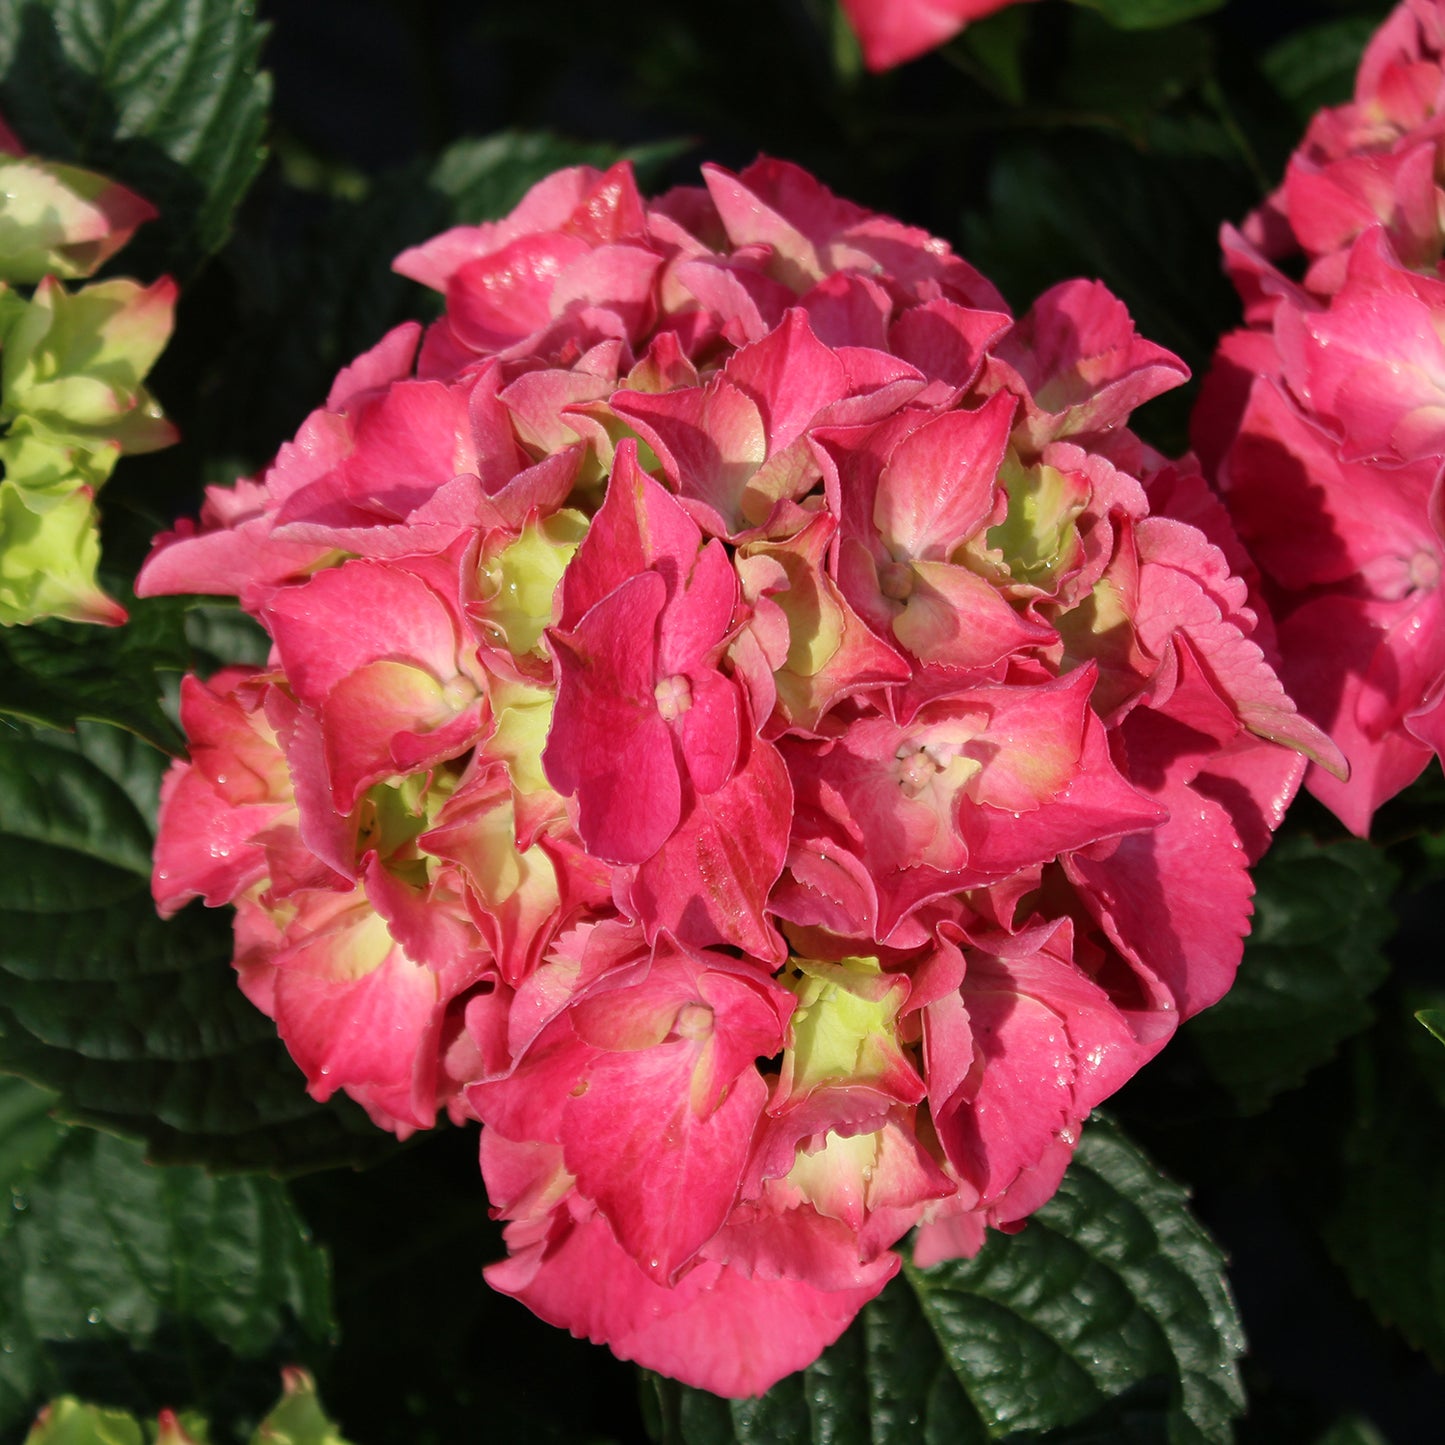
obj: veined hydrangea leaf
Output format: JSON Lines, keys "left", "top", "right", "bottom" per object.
{"left": 0, "top": 1101, "right": 332, "bottom": 1437}
{"left": 644, "top": 1116, "right": 1243, "bottom": 1444}
{"left": 0, "top": 593, "right": 190, "bottom": 754}
{"left": 1325, "top": 999, "right": 1445, "bottom": 1369}
{"left": 0, "top": 0, "right": 271, "bottom": 273}
{"left": 0, "top": 1077, "right": 64, "bottom": 1240}
{"left": 1186, "top": 835, "right": 1399, "bottom": 1113}
{"left": 0, "top": 719, "right": 395, "bottom": 1173}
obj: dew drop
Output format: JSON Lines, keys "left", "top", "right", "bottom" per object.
{"left": 86, "top": 1308, "right": 103, "bottom": 1325}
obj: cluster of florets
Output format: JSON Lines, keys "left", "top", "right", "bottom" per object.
{"left": 142, "top": 158, "right": 1334, "bottom": 1395}
{"left": 1197, "top": 0, "right": 1445, "bottom": 835}
{"left": 0, "top": 114, "right": 176, "bottom": 627}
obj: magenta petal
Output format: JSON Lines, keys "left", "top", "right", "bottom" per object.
{"left": 320, "top": 661, "right": 483, "bottom": 808}
{"left": 1064, "top": 775, "right": 1253, "bottom": 1019}
{"left": 612, "top": 381, "right": 768, "bottom": 538}
{"left": 677, "top": 670, "right": 742, "bottom": 796}
{"left": 1281, "top": 592, "right": 1437, "bottom": 835}
{"left": 265, "top": 560, "right": 465, "bottom": 708}
{"left": 563, "top": 1052, "right": 766, "bottom": 1279}
{"left": 486, "top": 1209, "right": 895, "bottom": 1398}
{"left": 152, "top": 762, "right": 279, "bottom": 914}
{"left": 558, "top": 442, "right": 703, "bottom": 626}
{"left": 628, "top": 735, "right": 792, "bottom": 959}
{"left": 935, "top": 986, "right": 1073, "bottom": 1204}
{"left": 894, "top": 559, "right": 1054, "bottom": 669}
{"left": 873, "top": 390, "right": 1015, "bottom": 558}
{"left": 721, "top": 308, "right": 849, "bottom": 453}
{"left": 546, "top": 571, "right": 681, "bottom": 864}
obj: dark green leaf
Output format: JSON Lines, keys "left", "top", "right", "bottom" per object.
{"left": 1324, "top": 1000, "right": 1445, "bottom": 1368}
{"left": 0, "top": 719, "right": 395, "bottom": 1174}
{"left": 1056, "top": 16, "right": 1214, "bottom": 133}
{"left": 1417, "top": 1010, "right": 1445, "bottom": 1049}
{"left": 0, "top": 1117, "right": 331, "bottom": 1435}
{"left": 1187, "top": 835, "right": 1399, "bottom": 1112}
{"left": 1261, "top": 19, "right": 1376, "bottom": 120}
{"left": 955, "top": 9, "right": 1031, "bottom": 107}
{"left": 961, "top": 129, "right": 1256, "bottom": 454}
{"left": 1066, "top": 0, "right": 1227, "bottom": 31}
{"left": 0, "top": 595, "right": 190, "bottom": 754}
{"left": 430, "top": 131, "right": 686, "bottom": 226}
{"left": 1312, "top": 1417, "right": 1391, "bottom": 1445}
{"left": 182, "top": 603, "right": 271, "bottom": 675}
{"left": 0, "top": 0, "right": 272, "bottom": 275}
{"left": 648, "top": 1117, "right": 1243, "bottom": 1444}
{"left": 0, "top": 1077, "right": 64, "bottom": 1238}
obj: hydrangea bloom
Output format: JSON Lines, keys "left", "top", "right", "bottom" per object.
{"left": 142, "top": 157, "right": 1336, "bottom": 1396}
{"left": 1196, "top": 0, "right": 1445, "bottom": 834}
{"left": 839, "top": 0, "right": 1035, "bottom": 71}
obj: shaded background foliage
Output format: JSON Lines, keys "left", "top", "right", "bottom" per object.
{"left": 1, "top": 0, "right": 1442, "bottom": 1442}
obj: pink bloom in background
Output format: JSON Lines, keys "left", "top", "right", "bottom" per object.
{"left": 142, "top": 156, "right": 1334, "bottom": 1396}
{"left": 838, "top": 0, "right": 1036, "bottom": 72}
{"left": 1197, "top": 0, "right": 1445, "bottom": 834}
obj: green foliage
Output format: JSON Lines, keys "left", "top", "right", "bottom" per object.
{"left": 0, "top": 718, "right": 394, "bottom": 1173}
{"left": 0, "top": 594, "right": 190, "bottom": 753}
{"left": 430, "top": 132, "right": 686, "bottom": 227}
{"left": 1416, "top": 1010, "right": 1445, "bottom": 1049}
{"left": 1261, "top": 18, "right": 1378, "bottom": 120}
{"left": 1311, "top": 1418, "right": 1391, "bottom": 1445}
{"left": 1324, "top": 998, "right": 1445, "bottom": 1368}
{"left": 1068, "top": 0, "right": 1228, "bottom": 29}
{"left": 646, "top": 1117, "right": 1242, "bottom": 1444}
{"left": 0, "top": 0, "right": 272, "bottom": 276}
{"left": 1187, "top": 835, "right": 1400, "bottom": 1111}
{"left": 0, "top": 1076, "right": 333, "bottom": 1438}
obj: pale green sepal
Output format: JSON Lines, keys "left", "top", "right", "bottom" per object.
{"left": 476, "top": 508, "right": 588, "bottom": 657}
{"left": 0, "top": 477, "right": 125, "bottom": 627}
{"left": 1416, "top": 1009, "right": 1445, "bottom": 1048}
{"left": 0, "top": 156, "right": 150, "bottom": 285}
{"left": 22, "top": 1398, "right": 145, "bottom": 1445}
{"left": 0, "top": 415, "right": 121, "bottom": 491}
{"left": 780, "top": 955, "right": 910, "bottom": 1097}
{"left": 0, "top": 276, "right": 178, "bottom": 454}
{"left": 250, "top": 1369, "right": 354, "bottom": 1445}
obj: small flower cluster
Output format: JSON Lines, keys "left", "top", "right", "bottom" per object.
{"left": 1197, "top": 0, "right": 1445, "bottom": 834}
{"left": 0, "top": 115, "right": 177, "bottom": 627}
{"left": 142, "top": 158, "right": 1334, "bottom": 1395}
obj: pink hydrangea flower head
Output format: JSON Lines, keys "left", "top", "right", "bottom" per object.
{"left": 144, "top": 156, "right": 1333, "bottom": 1395}
{"left": 1199, "top": 0, "right": 1445, "bottom": 833}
